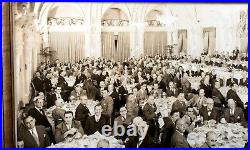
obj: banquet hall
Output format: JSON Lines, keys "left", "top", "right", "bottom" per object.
{"left": 2, "top": 2, "right": 248, "bottom": 148}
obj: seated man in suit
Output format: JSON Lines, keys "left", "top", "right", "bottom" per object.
{"left": 115, "top": 106, "right": 133, "bottom": 126}
{"left": 226, "top": 72, "right": 238, "bottom": 86}
{"left": 17, "top": 115, "right": 51, "bottom": 148}
{"left": 143, "top": 95, "right": 159, "bottom": 121}
{"left": 172, "top": 93, "right": 187, "bottom": 117}
{"left": 52, "top": 98, "right": 66, "bottom": 126}
{"left": 221, "top": 99, "right": 246, "bottom": 125}
{"left": 55, "top": 111, "right": 84, "bottom": 143}
{"left": 239, "top": 72, "right": 248, "bottom": 87}
{"left": 114, "top": 106, "right": 133, "bottom": 141}
{"left": 85, "top": 104, "right": 110, "bottom": 135}
{"left": 125, "top": 117, "right": 155, "bottom": 148}
{"left": 68, "top": 84, "right": 85, "bottom": 102}
{"left": 188, "top": 89, "right": 207, "bottom": 110}
{"left": 151, "top": 83, "right": 163, "bottom": 98}
{"left": 199, "top": 98, "right": 220, "bottom": 123}
{"left": 170, "top": 118, "right": 190, "bottom": 148}
{"left": 100, "top": 90, "right": 114, "bottom": 119}
{"left": 75, "top": 95, "right": 90, "bottom": 129}
{"left": 226, "top": 83, "right": 244, "bottom": 109}
{"left": 201, "top": 131, "right": 218, "bottom": 148}
{"left": 32, "top": 72, "right": 44, "bottom": 93}
{"left": 136, "top": 83, "right": 148, "bottom": 105}
{"left": 47, "top": 86, "right": 65, "bottom": 108}
{"left": 142, "top": 95, "right": 160, "bottom": 143}
{"left": 161, "top": 110, "right": 180, "bottom": 147}
{"left": 166, "top": 81, "right": 179, "bottom": 98}
{"left": 28, "top": 97, "right": 54, "bottom": 143}
{"left": 212, "top": 81, "right": 227, "bottom": 107}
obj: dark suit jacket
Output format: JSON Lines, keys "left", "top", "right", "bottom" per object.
{"left": 163, "top": 73, "right": 174, "bottom": 87}
{"left": 158, "top": 80, "right": 166, "bottom": 93}
{"left": 166, "top": 88, "right": 179, "bottom": 97}
{"left": 55, "top": 120, "right": 84, "bottom": 143}
{"left": 170, "top": 131, "right": 190, "bottom": 148}
{"left": 118, "top": 85, "right": 128, "bottom": 107}
{"left": 222, "top": 107, "right": 246, "bottom": 124}
{"left": 47, "top": 93, "right": 65, "bottom": 108}
{"left": 74, "top": 74, "right": 86, "bottom": 86}
{"left": 173, "top": 77, "right": 181, "bottom": 89}
{"left": 200, "top": 83, "right": 212, "bottom": 98}
{"left": 125, "top": 131, "right": 155, "bottom": 148}
{"left": 172, "top": 100, "right": 186, "bottom": 117}
{"left": 57, "top": 76, "right": 68, "bottom": 90}
{"left": 143, "top": 103, "right": 157, "bottom": 121}
{"left": 226, "top": 78, "right": 238, "bottom": 86}
{"left": 226, "top": 89, "right": 244, "bottom": 109}
{"left": 212, "top": 88, "right": 227, "bottom": 106}
{"left": 85, "top": 114, "right": 110, "bottom": 135}
{"left": 161, "top": 117, "right": 176, "bottom": 147}
{"left": 28, "top": 108, "right": 52, "bottom": 128}
{"left": 239, "top": 78, "right": 248, "bottom": 87}
{"left": 75, "top": 103, "right": 90, "bottom": 128}
{"left": 114, "top": 114, "right": 133, "bottom": 126}
{"left": 32, "top": 77, "right": 44, "bottom": 92}
{"left": 100, "top": 96, "right": 114, "bottom": 117}
{"left": 17, "top": 125, "right": 50, "bottom": 148}
{"left": 199, "top": 106, "right": 220, "bottom": 122}
{"left": 44, "top": 78, "right": 52, "bottom": 92}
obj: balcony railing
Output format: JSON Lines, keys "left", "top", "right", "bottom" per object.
{"left": 48, "top": 17, "right": 84, "bottom": 26}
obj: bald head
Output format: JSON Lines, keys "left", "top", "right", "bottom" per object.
{"left": 176, "top": 119, "right": 186, "bottom": 133}
{"left": 55, "top": 99, "right": 64, "bottom": 107}
{"left": 97, "top": 139, "right": 110, "bottom": 148}
{"left": 206, "top": 131, "right": 217, "bottom": 147}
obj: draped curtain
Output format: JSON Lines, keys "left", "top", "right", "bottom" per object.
{"left": 203, "top": 28, "right": 216, "bottom": 55}
{"left": 101, "top": 32, "right": 130, "bottom": 61}
{"left": 178, "top": 30, "right": 187, "bottom": 54}
{"left": 144, "top": 32, "right": 167, "bottom": 56}
{"left": 203, "top": 31, "right": 209, "bottom": 53}
{"left": 49, "top": 32, "right": 85, "bottom": 62}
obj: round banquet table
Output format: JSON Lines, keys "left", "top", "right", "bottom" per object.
{"left": 47, "top": 131, "right": 124, "bottom": 148}
{"left": 187, "top": 122, "right": 248, "bottom": 148}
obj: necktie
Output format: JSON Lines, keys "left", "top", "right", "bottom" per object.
{"left": 67, "top": 125, "right": 71, "bottom": 130}
{"left": 230, "top": 109, "right": 234, "bottom": 116}
{"left": 40, "top": 109, "right": 45, "bottom": 115}
{"left": 57, "top": 94, "right": 61, "bottom": 99}
{"left": 208, "top": 109, "right": 211, "bottom": 116}
{"left": 31, "top": 129, "right": 40, "bottom": 147}
{"left": 122, "top": 116, "right": 125, "bottom": 121}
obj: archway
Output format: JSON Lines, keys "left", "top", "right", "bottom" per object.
{"left": 101, "top": 8, "right": 130, "bottom": 61}
{"left": 45, "top": 3, "right": 86, "bottom": 63}
{"left": 144, "top": 9, "right": 168, "bottom": 56}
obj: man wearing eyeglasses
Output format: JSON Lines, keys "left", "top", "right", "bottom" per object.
{"left": 17, "top": 115, "right": 51, "bottom": 148}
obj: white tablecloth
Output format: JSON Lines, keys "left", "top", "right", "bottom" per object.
{"left": 187, "top": 122, "right": 248, "bottom": 148}
{"left": 48, "top": 131, "right": 124, "bottom": 148}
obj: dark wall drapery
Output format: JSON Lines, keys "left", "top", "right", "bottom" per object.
{"left": 203, "top": 27, "right": 216, "bottom": 55}
{"left": 144, "top": 31, "right": 168, "bottom": 56}
{"left": 178, "top": 29, "right": 187, "bottom": 54}
{"left": 101, "top": 32, "right": 130, "bottom": 61}
{"left": 49, "top": 32, "right": 85, "bottom": 62}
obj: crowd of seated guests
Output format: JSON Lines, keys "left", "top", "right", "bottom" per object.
{"left": 17, "top": 50, "right": 248, "bottom": 148}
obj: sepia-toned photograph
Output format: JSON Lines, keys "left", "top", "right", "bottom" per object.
{"left": 2, "top": 2, "right": 248, "bottom": 148}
